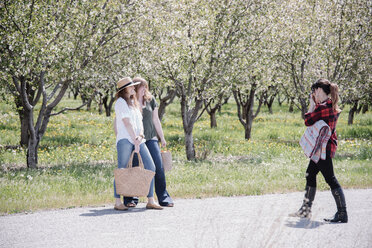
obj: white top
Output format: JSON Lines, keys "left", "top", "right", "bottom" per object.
{"left": 114, "top": 97, "right": 145, "bottom": 145}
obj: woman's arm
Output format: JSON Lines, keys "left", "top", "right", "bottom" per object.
{"left": 152, "top": 107, "right": 166, "bottom": 147}
{"left": 113, "top": 117, "right": 117, "bottom": 137}
{"left": 122, "top": 117, "right": 142, "bottom": 152}
{"left": 304, "top": 105, "right": 328, "bottom": 126}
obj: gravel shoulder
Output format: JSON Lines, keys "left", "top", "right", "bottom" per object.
{"left": 1, "top": 189, "right": 371, "bottom": 248}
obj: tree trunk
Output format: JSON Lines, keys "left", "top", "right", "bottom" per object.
{"left": 19, "top": 109, "right": 29, "bottom": 146}
{"left": 205, "top": 93, "right": 225, "bottom": 128}
{"left": 289, "top": 100, "right": 294, "bottom": 113}
{"left": 98, "top": 103, "right": 103, "bottom": 115}
{"left": 348, "top": 101, "right": 358, "bottom": 125}
{"left": 105, "top": 107, "right": 111, "bottom": 117}
{"left": 103, "top": 92, "right": 115, "bottom": 117}
{"left": 108, "top": 97, "right": 115, "bottom": 117}
{"left": 267, "top": 96, "right": 275, "bottom": 114}
{"left": 244, "top": 117, "right": 253, "bottom": 140}
{"left": 104, "top": 97, "right": 115, "bottom": 117}
{"left": 179, "top": 90, "right": 203, "bottom": 161}
{"left": 362, "top": 104, "right": 368, "bottom": 114}
{"left": 277, "top": 94, "right": 285, "bottom": 106}
{"left": 14, "top": 72, "right": 70, "bottom": 168}
{"left": 356, "top": 104, "right": 362, "bottom": 114}
{"left": 264, "top": 92, "right": 276, "bottom": 114}
{"left": 86, "top": 97, "right": 92, "bottom": 111}
{"left": 73, "top": 84, "right": 79, "bottom": 100}
{"left": 223, "top": 95, "right": 230, "bottom": 105}
{"left": 27, "top": 137, "right": 39, "bottom": 169}
{"left": 15, "top": 97, "right": 29, "bottom": 146}
{"left": 298, "top": 97, "right": 308, "bottom": 119}
{"left": 267, "top": 103, "right": 273, "bottom": 114}
{"left": 158, "top": 88, "right": 176, "bottom": 121}
{"left": 97, "top": 92, "right": 104, "bottom": 115}
{"left": 210, "top": 110, "right": 217, "bottom": 128}
{"left": 158, "top": 102, "right": 167, "bottom": 121}
{"left": 243, "top": 95, "right": 255, "bottom": 140}
{"left": 233, "top": 82, "right": 263, "bottom": 141}
{"left": 81, "top": 94, "right": 93, "bottom": 111}
{"left": 185, "top": 129, "right": 195, "bottom": 161}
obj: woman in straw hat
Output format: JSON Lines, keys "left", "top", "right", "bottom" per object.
{"left": 113, "top": 77, "right": 163, "bottom": 210}
{"left": 122, "top": 77, "right": 174, "bottom": 208}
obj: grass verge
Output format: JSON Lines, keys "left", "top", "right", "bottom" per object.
{"left": 0, "top": 97, "right": 371, "bottom": 214}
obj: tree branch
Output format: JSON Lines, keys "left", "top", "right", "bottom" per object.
{"left": 32, "top": 71, "right": 45, "bottom": 106}
{"left": 47, "top": 81, "right": 69, "bottom": 110}
{"left": 25, "top": 0, "right": 35, "bottom": 37}
{"left": 253, "top": 93, "right": 264, "bottom": 118}
{"left": 35, "top": 73, "right": 47, "bottom": 132}
{"left": 47, "top": 83, "right": 62, "bottom": 102}
{"left": 50, "top": 101, "right": 89, "bottom": 116}
{"left": 233, "top": 89, "right": 246, "bottom": 126}
{"left": 20, "top": 78, "right": 33, "bottom": 111}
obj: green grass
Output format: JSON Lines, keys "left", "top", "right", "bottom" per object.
{"left": 0, "top": 96, "right": 371, "bottom": 214}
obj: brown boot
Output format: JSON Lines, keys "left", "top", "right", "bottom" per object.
{"left": 290, "top": 186, "right": 316, "bottom": 218}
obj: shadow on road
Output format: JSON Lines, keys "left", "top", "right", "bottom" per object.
{"left": 80, "top": 207, "right": 146, "bottom": 217}
{"left": 285, "top": 218, "right": 325, "bottom": 229}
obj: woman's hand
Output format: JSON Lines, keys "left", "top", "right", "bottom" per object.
{"left": 134, "top": 136, "right": 142, "bottom": 153}
{"left": 308, "top": 93, "right": 316, "bottom": 113}
{"left": 160, "top": 138, "right": 167, "bottom": 148}
{"left": 134, "top": 144, "right": 140, "bottom": 153}
{"left": 134, "top": 136, "right": 142, "bottom": 144}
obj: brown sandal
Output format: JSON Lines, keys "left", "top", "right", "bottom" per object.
{"left": 146, "top": 203, "right": 163, "bottom": 210}
{"left": 114, "top": 204, "right": 129, "bottom": 211}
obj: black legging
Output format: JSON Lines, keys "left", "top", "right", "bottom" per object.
{"left": 306, "top": 151, "right": 341, "bottom": 190}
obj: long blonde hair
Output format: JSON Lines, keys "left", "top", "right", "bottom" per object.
{"left": 311, "top": 79, "right": 341, "bottom": 113}
{"left": 133, "top": 77, "right": 153, "bottom": 103}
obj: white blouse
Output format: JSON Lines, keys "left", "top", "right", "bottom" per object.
{"left": 114, "top": 97, "right": 144, "bottom": 145}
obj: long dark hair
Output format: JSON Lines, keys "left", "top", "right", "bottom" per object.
{"left": 311, "top": 79, "right": 341, "bottom": 113}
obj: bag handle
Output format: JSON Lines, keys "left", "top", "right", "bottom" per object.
{"left": 127, "top": 151, "right": 144, "bottom": 169}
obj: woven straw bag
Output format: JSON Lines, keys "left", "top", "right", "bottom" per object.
{"left": 161, "top": 150, "right": 172, "bottom": 172}
{"left": 114, "top": 151, "right": 155, "bottom": 197}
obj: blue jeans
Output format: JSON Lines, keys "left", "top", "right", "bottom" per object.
{"left": 114, "top": 139, "right": 155, "bottom": 199}
{"left": 124, "top": 140, "right": 173, "bottom": 206}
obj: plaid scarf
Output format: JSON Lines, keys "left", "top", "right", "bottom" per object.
{"left": 300, "top": 120, "right": 332, "bottom": 163}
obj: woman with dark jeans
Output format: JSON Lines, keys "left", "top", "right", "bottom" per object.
{"left": 291, "top": 79, "right": 347, "bottom": 223}
{"left": 123, "top": 76, "right": 174, "bottom": 207}
{"left": 127, "top": 139, "right": 173, "bottom": 206}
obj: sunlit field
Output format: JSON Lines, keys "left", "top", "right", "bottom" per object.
{"left": 0, "top": 96, "right": 371, "bottom": 214}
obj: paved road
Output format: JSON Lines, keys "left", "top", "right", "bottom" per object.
{"left": 1, "top": 189, "right": 371, "bottom": 248}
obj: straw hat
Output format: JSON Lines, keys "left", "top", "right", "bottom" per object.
{"left": 116, "top": 77, "right": 141, "bottom": 93}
